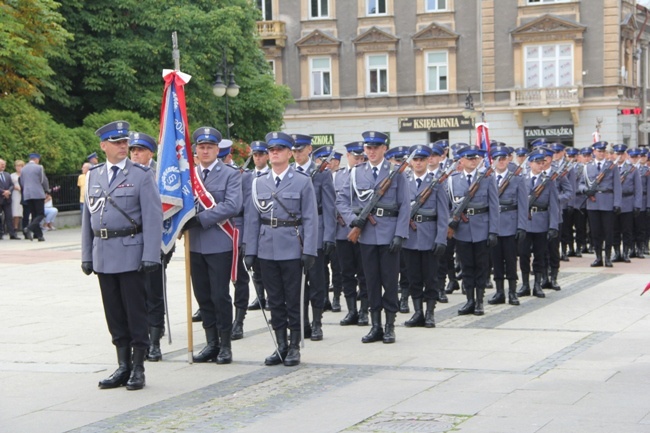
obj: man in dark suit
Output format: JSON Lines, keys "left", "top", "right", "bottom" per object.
{"left": 0, "top": 159, "right": 18, "bottom": 239}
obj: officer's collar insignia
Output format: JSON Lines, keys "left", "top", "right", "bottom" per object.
{"left": 123, "top": 169, "right": 128, "bottom": 175}
{"left": 288, "top": 173, "right": 294, "bottom": 179}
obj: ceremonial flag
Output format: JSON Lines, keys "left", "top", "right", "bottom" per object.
{"left": 158, "top": 69, "right": 195, "bottom": 254}
{"left": 592, "top": 130, "right": 601, "bottom": 143}
{"left": 476, "top": 122, "right": 491, "bottom": 167}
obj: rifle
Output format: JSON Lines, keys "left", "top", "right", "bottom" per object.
{"left": 498, "top": 157, "right": 528, "bottom": 196}
{"left": 347, "top": 151, "right": 416, "bottom": 244}
{"left": 311, "top": 150, "right": 335, "bottom": 179}
{"left": 620, "top": 164, "right": 636, "bottom": 184}
{"left": 409, "top": 161, "right": 458, "bottom": 231}
{"left": 447, "top": 166, "right": 494, "bottom": 239}
{"left": 239, "top": 154, "right": 253, "bottom": 173}
{"left": 584, "top": 157, "right": 620, "bottom": 202}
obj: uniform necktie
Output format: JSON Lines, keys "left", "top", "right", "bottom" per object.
{"left": 497, "top": 174, "right": 502, "bottom": 186}
{"left": 416, "top": 178, "right": 422, "bottom": 189}
{"left": 275, "top": 176, "right": 281, "bottom": 187}
{"left": 531, "top": 176, "right": 537, "bottom": 188}
{"left": 256, "top": 170, "right": 261, "bottom": 177}
{"left": 108, "top": 166, "right": 119, "bottom": 186}
{"left": 372, "top": 167, "right": 378, "bottom": 180}
{"left": 0, "top": 172, "right": 4, "bottom": 183}
{"left": 297, "top": 166, "right": 304, "bottom": 173}
{"left": 597, "top": 162, "right": 601, "bottom": 172}
{"left": 202, "top": 168, "right": 210, "bottom": 181}
{"left": 467, "top": 174, "right": 472, "bottom": 186}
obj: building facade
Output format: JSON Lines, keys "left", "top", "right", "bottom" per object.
{"left": 257, "top": 0, "right": 650, "bottom": 150}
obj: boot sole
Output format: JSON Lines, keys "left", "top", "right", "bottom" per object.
{"left": 126, "top": 383, "right": 145, "bottom": 391}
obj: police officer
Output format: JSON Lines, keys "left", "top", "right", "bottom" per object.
{"left": 183, "top": 127, "right": 242, "bottom": 364}
{"left": 87, "top": 152, "right": 99, "bottom": 166}
{"left": 337, "top": 131, "right": 410, "bottom": 343}
{"left": 487, "top": 145, "right": 527, "bottom": 306}
{"left": 562, "top": 147, "right": 580, "bottom": 257}
{"left": 128, "top": 131, "right": 169, "bottom": 362}
{"left": 611, "top": 144, "right": 642, "bottom": 263}
{"left": 334, "top": 142, "right": 369, "bottom": 326}
{"left": 573, "top": 147, "right": 594, "bottom": 255}
{"left": 244, "top": 132, "right": 319, "bottom": 366}
{"left": 629, "top": 148, "right": 648, "bottom": 258}
{"left": 448, "top": 145, "right": 499, "bottom": 316}
{"left": 403, "top": 144, "right": 449, "bottom": 328}
{"left": 21, "top": 152, "right": 50, "bottom": 241}
{"left": 290, "top": 135, "right": 336, "bottom": 341}
{"left": 81, "top": 121, "right": 163, "bottom": 390}
{"left": 579, "top": 141, "right": 622, "bottom": 267}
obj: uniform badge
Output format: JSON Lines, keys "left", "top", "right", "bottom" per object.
{"left": 123, "top": 169, "right": 128, "bottom": 175}
{"left": 261, "top": 200, "right": 266, "bottom": 207}
{"left": 89, "top": 197, "right": 95, "bottom": 205}
{"left": 133, "top": 132, "right": 139, "bottom": 140}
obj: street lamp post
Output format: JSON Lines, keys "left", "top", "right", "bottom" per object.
{"left": 461, "top": 88, "right": 476, "bottom": 145}
{"left": 212, "top": 50, "right": 240, "bottom": 139}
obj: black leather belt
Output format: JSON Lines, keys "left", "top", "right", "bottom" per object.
{"left": 235, "top": 211, "right": 244, "bottom": 218}
{"left": 529, "top": 205, "right": 548, "bottom": 213}
{"left": 371, "top": 207, "right": 399, "bottom": 217}
{"left": 261, "top": 218, "right": 302, "bottom": 228}
{"left": 596, "top": 189, "right": 613, "bottom": 194}
{"left": 499, "top": 205, "right": 518, "bottom": 212}
{"left": 94, "top": 226, "right": 142, "bottom": 239}
{"left": 463, "top": 207, "right": 489, "bottom": 215}
{"left": 318, "top": 207, "right": 323, "bottom": 215}
{"left": 623, "top": 192, "right": 634, "bottom": 197}
{"left": 413, "top": 214, "right": 437, "bottom": 222}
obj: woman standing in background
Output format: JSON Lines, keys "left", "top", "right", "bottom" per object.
{"left": 11, "top": 160, "right": 24, "bottom": 235}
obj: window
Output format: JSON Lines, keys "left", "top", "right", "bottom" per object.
{"left": 268, "top": 60, "right": 276, "bottom": 78}
{"left": 425, "top": 0, "right": 446, "bottom": 12}
{"left": 310, "top": 0, "right": 329, "bottom": 18}
{"left": 425, "top": 51, "right": 448, "bottom": 92}
{"left": 367, "top": 0, "right": 386, "bottom": 15}
{"left": 524, "top": 44, "right": 573, "bottom": 88}
{"left": 367, "top": 54, "right": 388, "bottom": 94}
{"left": 257, "top": 0, "right": 272, "bottom": 20}
{"left": 310, "top": 57, "right": 331, "bottom": 97}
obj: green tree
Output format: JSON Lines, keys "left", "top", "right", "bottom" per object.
{"left": 0, "top": 0, "right": 72, "bottom": 103}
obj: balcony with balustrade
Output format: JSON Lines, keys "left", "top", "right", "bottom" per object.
{"left": 256, "top": 20, "right": 287, "bottom": 48}
{"left": 510, "top": 85, "right": 581, "bottom": 126}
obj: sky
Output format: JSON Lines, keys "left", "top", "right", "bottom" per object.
{"left": 640, "top": 0, "right": 650, "bottom": 7}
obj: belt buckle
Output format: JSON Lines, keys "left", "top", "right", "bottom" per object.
{"left": 415, "top": 215, "right": 423, "bottom": 223}
{"left": 531, "top": 206, "right": 538, "bottom": 213}
{"left": 270, "top": 217, "right": 278, "bottom": 228}
{"left": 466, "top": 208, "right": 475, "bottom": 216}
{"left": 100, "top": 228, "right": 108, "bottom": 239}
{"left": 375, "top": 208, "right": 384, "bottom": 217}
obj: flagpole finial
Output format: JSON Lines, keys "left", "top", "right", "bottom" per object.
{"left": 172, "top": 31, "right": 180, "bottom": 71}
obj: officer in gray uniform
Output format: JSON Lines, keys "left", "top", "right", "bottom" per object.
{"left": 403, "top": 144, "right": 449, "bottom": 328}
{"left": 81, "top": 121, "right": 163, "bottom": 391}
{"left": 244, "top": 132, "right": 318, "bottom": 367}
{"left": 334, "top": 142, "right": 369, "bottom": 326}
{"left": 611, "top": 144, "right": 642, "bottom": 262}
{"left": 20, "top": 153, "right": 50, "bottom": 241}
{"left": 487, "top": 145, "right": 528, "bottom": 306}
{"left": 337, "top": 131, "right": 411, "bottom": 344}
{"left": 290, "top": 134, "right": 336, "bottom": 341}
{"left": 448, "top": 145, "right": 499, "bottom": 316}
{"left": 629, "top": 148, "right": 648, "bottom": 258}
{"left": 579, "top": 141, "right": 622, "bottom": 267}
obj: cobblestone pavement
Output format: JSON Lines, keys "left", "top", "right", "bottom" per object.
{"left": 2, "top": 228, "right": 650, "bottom": 433}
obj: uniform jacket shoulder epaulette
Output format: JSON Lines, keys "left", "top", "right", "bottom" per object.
{"left": 133, "top": 163, "right": 150, "bottom": 171}
{"left": 89, "top": 163, "right": 105, "bottom": 171}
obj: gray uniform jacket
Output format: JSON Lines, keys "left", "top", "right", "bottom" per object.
{"left": 333, "top": 167, "right": 352, "bottom": 241}
{"left": 337, "top": 159, "right": 410, "bottom": 245}
{"left": 571, "top": 163, "right": 586, "bottom": 209}
{"left": 495, "top": 170, "right": 528, "bottom": 237}
{"left": 20, "top": 161, "right": 49, "bottom": 200}
{"left": 293, "top": 160, "right": 336, "bottom": 247}
{"left": 618, "top": 163, "right": 642, "bottom": 212}
{"left": 448, "top": 170, "right": 499, "bottom": 243}
{"left": 233, "top": 169, "right": 252, "bottom": 246}
{"left": 81, "top": 160, "right": 163, "bottom": 273}
{"left": 525, "top": 173, "right": 559, "bottom": 233}
{"left": 245, "top": 167, "right": 318, "bottom": 260}
{"left": 404, "top": 170, "right": 449, "bottom": 250}
{"left": 188, "top": 161, "right": 242, "bottom": 254}
{"left": 579, "top": 160, "right": 622, "bottom": 211}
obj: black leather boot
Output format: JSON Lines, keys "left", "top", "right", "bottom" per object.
{"left": 591, "top": 248, "right": 603, "bottom": 267}
{"left": 623, "top": 248, "right": 631, "bottom": 263}
{"left": 437, "top": 281, "right": 449, "bottom": 303}
{"left": 311, "top": 307, "right": 323, "bottom": 341}
{"left": 248, "top": 296, "right": 265, "bottom": 311}
{"left": 193, "top": 327, "right": 219, "bottom": 363}
{"left": 284, "top": 331, "right": 301, "bottom": 366}
{"left": 517, "top": 273, "right": 531, "bottom": 297}
{"left": 445, "top": 278, "right": 460, "bottom": 294}
{"left": 146, "top": 326, "right": 164, "bottom": 362}
{"left": 488, "top": 280, "right": 505, "bottom": 305}
{"left": 560, "top": 243, "right": 569, "bottom": 261}
{"left": 383, "top": 311, "right": 396, "bottom": 344}
{"left": 574, "top": 245, "right": 582, "bottom": 257}
{"left": 507, "top": 280, "right": 520, "bottom": 305}
{"left": 404, "top": 298, "right": 425, "bottom": 327}
{"left": 458, "top": 289, "right": 476, "bottom": 315}
{"left": 340, "top": 296, "right": 359, "bottom": 326}
{"left": 324, "top": 296, "right": 333, "bottom": 312}
{"left": 474, "top": 288, "right": 485, "bottom": 316}
{"left": 424, "top": 300, "right": 436, "bottom": 328}
{"left": 550, "top": 269, "right": 561, "bottom": 290}
{"left": 637, "top": 242, "right": 646, "bottom": 259}
{"left": 126, "top": 348, "right": 146, "bottom": 390}
{"left": 231, "top": 308, "right": 246, "bottom": 340}
{"left": 99, "top": 346, "right": 132, "bottom": 389}
{"left": 604, "top": 246, "right": 613, "bottom": 267}
{"left": 191, "top": 308, "right": 202, "bottom": 322}
{"left": 331, "top": 287, "right": 342, "bottom": 312}
{"left": 357, "top": 298, "right": 369, "bottom": 326}
{"left": 265, "top": 328, "right": 288, "bottom": 366}
{"left": 361, "top": 311, "right": 384, "bottom": 343}
{"left": 216, "top": 329, "right": 232, "bottom": 364}
{"left": 399, "top": 288, "right": 410, "bottom": 313}
{"left": 541, "top": 269, "right": 552, "bottom": 289}
{"left": 612, "top": 247, "right": 623, "bottom": 263}
{"left": 532, "top": 273, "right": 546, "bottom": 298}
{"left": 567, "top": 244, "right": 576, "bottom": 257}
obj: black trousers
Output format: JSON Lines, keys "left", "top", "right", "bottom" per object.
{"left": 403, "top": 248, "right": 439, "bottom": 301}
{"left": 233, "top": 254, "right": 250, "bottom": 309}
{"left": 561, "top": 209, "right": 574, "bottom": 247}
{"left": 456, "top": 240, "right": 490, "bottom": 293}
{"left": 190, "top": 251, "right": 233, "bottom": 332}
{"left": 324, "top": 248, "right": 342, "bottom": 290}
{"left": 491, "top": 235, "right": 517, "bottom": 281}
{"left": 633, "top": 208, "right": 647, "bottom": 244}
{"left": 0, "top": 200, "right": 15, "bottom": 236}
{"left": 574, "top": 207, "right": 588, "bottom": 247}
{"left": 98, "top": 271, "right": 149, "bottom": 349}
{"left": 145, "top": 248, "right": 174, "bottom": 328}
{"left": 587, "top": 210, "right": 614, "bottom": 250}
{"left": 304, "top": 248, "right": 326, "bottom": 309}
{"left": 23, "top": 198, "right": 45, "bottom": 238}
{"left": 259, "top": 258, "right": 302, "bottom": 331}
{"left": 520, "top": 232, "right": 548, "bottom": 274}
{"left": 359, "top": 244, "right": 399, "bottom": 313}
{"left": 613, "top": 211, "right": 634, "bottom": 250}
{"left": 547, "top": 224, "right": 561, "bottom": 270}
{"left": 336, "top": 239, "right": 367, "bottom": 299}
{"left": 399, "top": 251, "right": 410, "bottom": 292}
